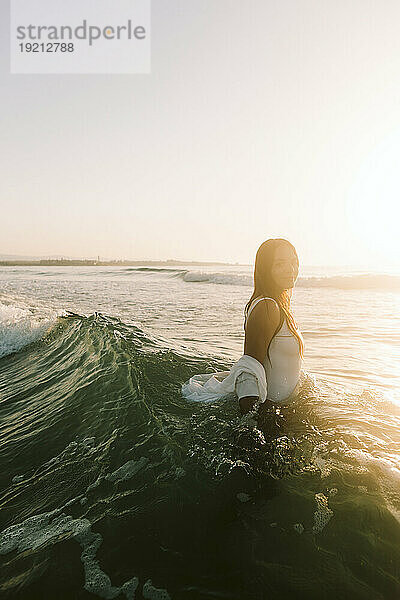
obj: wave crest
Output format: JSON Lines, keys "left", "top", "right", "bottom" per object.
{"left": 177, "top": 271, "right": 400, "bottom": 290}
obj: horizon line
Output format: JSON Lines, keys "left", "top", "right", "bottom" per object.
{"left": 0, "top": 253, "right": 395, "bottom": 271}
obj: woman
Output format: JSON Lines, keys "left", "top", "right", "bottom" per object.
{"left": 181, "top": 238, "right": 304, "bottom": 414}
{"left": 236, "top": 238, "right": 304, "bottom": 415}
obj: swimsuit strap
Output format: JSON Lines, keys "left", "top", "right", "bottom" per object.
{"left": 245, "top": 296, "right": 278, "bottom": 326}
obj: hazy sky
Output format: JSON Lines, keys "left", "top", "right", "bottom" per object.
{"left": 2, "top": 0, "right": 400, "bottom": 267}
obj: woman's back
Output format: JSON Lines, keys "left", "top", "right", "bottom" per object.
{"left": 243, "top": 296, "right": 303, "bottom": 403}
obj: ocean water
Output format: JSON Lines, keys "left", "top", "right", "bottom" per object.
{"left": 0, "top": 264, "right": 399, "bottom": 599}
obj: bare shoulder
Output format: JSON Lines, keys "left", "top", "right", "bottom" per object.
{"left": 246, "top": 298, "right": 280, "bottom": 333}
{"left": 244, "top": 298, "right": 280, "bottom": 362}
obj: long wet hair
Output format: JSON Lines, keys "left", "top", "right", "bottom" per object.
{"left": 244, "top": 238, "right": 304, "bottom": 364}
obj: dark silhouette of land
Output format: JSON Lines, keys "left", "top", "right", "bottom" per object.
{"left": 0, "top": 259, "right": 244, "bottom": 267}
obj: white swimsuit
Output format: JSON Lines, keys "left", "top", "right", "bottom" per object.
{"left": 235, "top": 296, "right": 304, "bottom": 404}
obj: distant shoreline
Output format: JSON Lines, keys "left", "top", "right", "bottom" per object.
{"left": 0, "top": 259, "right": 248, "bottom": 267}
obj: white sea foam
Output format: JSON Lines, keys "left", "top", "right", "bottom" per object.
{"left": 182, "top": 271, "right": 252, "bottom": 286}
{"left": 3, "top": 441, "right": 157, "bottom": 598}
{"left": 313, "top": 492, "right": 334, "bottom": 534}
{"left": 179, "top": 270, "right": 400, "bottom": 290}
{"left": 0, "top": 299, "right": 59, "bottom": 359}
{"left": 0, "top": 509, "right": 139, "bottom": 599}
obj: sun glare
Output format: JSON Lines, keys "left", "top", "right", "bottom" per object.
{"left": 346, "top": 129, "right": 400, "bottom": 270}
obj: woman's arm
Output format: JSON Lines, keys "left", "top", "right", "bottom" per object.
{"left": 235, "top": 372, "right": 259, "bottom": 415}
{"left": 238, "top": 299, "right": 280, "bottom": 414}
